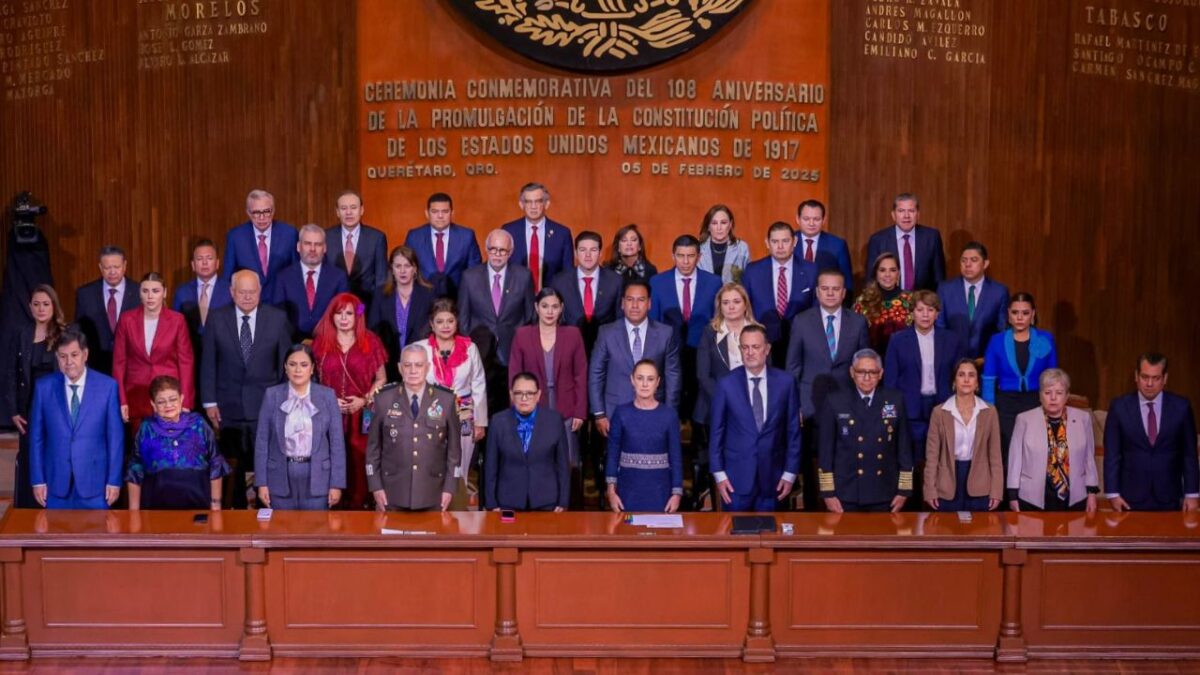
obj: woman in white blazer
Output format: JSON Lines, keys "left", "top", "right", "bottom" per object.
{"left": 1006, "top": 368, "right": 1098, "bottom": 512}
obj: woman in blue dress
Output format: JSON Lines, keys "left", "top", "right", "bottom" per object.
{"left": 605, "top": 359, "right": 683, "bottom": 513}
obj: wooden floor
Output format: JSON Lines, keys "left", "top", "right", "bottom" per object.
{"left": 0, "top": 658, "right": 1198, "bottom": 674}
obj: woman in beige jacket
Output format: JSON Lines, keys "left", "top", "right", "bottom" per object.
{"left": 924, "top": 359, "right": 1003, "bottom": 511}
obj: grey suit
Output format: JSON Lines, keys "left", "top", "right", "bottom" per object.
{"left": 785, "top": 307, "right": 870, "bottom": 420}
{"left": 254, "top": 382, "right": 347, "bottom": 510}
{"left": 588, "top": 318, "right": 681, "bottom": 420}
{"left": 457, "top": 264, "right": 535, "bottom": 366}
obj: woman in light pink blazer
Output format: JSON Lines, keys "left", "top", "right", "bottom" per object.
{"left": 1006, "top": 368, "right": 1098, "bottom": 512}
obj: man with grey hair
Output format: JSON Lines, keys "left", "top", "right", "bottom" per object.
{"left": 222, "top": 188, "right": 298, "bottom": 304}
{"left": 501, "top": 182, "right": 574, "bottom": 292}
{"left": 816, "top": 348, "right": 913, "bottom": 512}
{"left": 458, "top": 229, "right": 535, "bottom": 368}
{"left": 865, "top": 192, "right": 945, "bottom": 292}
{"left": 272, "top": 224, "right": 349, "bottom": 340}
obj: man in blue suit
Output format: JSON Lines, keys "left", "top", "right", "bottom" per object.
{"left": 936, "top": 241, "right": 1009, "bottom": 359}
{"left": 1105, "top": 353, "right": 1199, "bottom": 512}
{"left": 709, "top": 325, "right": 801, "bottom": 512}
{"left": 794, "top": 199, "right": 854, "bottom": 297}
{"left": 222, "top": 189, "right": 298, "bottom": 305}
{"left": 501, "top": 182, "right": 573, "bottom": 292}
{"left": 403, "top": 192, "right": 481, "bottom": 299}
{"left": 74, "top": 245, "right": 140, "bottom": 375}
{"left": 273, "top": 224, "right": 350, "bottom": 340}
{"left": 174, "top": 239, "right": 232, "bottom": 339}
{"left": 325, "top": 190, "right": 388, "bottom": 309}
{"left": 743, "top": 221, "right": 818, "bottom": 367}
{"left": 865, "top": 193, "right": 946, "bottom": 292}
{"left": 29, "top": 327, "right": 124, "bottom": 509}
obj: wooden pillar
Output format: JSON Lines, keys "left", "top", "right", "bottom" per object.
{"left": 490, "top": 547, "right": 522, "bottom": 662}
{"left": 238, "top": 547, "right": 271, "bottom": 661}
{"left": 0, "top": 549, "right": 29, "bottom": 660}
{"left": 996, "top": 547, "right": 1027, "bottom": 663}
{"left": 743, "top": 547, "right": 775, "bottom": 663}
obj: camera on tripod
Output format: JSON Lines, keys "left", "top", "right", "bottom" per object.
{"left": 10, "top": 191, "right": 48, "bottom": 244}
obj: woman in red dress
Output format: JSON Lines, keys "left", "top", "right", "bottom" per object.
{"left": 312, "top": 292, "right": 387, "bottom": 509}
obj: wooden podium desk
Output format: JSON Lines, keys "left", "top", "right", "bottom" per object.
{"left": 0, "top": 509, "right": 1197, "bottom": 663}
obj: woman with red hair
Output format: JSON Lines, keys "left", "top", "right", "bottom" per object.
{"left": 312, "top": 292, "right": 388, "bottom": 509}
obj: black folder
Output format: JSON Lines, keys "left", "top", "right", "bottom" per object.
{"left": 731, "top": 515, "right": 777, "bottom": 535}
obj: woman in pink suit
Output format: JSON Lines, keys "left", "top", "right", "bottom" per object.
{"left": 113, "top": 272, "right": 195, "bottom": 432}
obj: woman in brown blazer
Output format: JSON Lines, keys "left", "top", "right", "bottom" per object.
{"left": 924, "top": 359, "right": 1003, "bottom": 511}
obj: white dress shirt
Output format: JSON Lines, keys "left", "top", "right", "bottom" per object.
{"left": 963, "top": 277, "right": 983, "bottom": 307}
{"left": 64, "top": 368, "right": 88, "bottom": 411}
{"left": 488, "top": 264, "right": 508, "bottom": 295}
{"left": 916, "top": 328, "right": 937, "bottom": 396}
{"left": 713, "top": 367, "right": 797, "bottom": 485}
{"left": 943, "top": 396, "right": 988, "bottom": 461}
{"left": 894, "top": 225, "right": 916, "bottom": 289}
{"left": 577, "top": 266, "right": 599, "bottom": 305}
{"left": 253, "top": 225, "right": 272, "bottom": 254}
{"left": 771, "top": 258, "right": 792, "bottom": 301}
{"left": 341, "top": 225, "right": 360, "bottom": 253}
{"left": 800, "top": 233, "right": 822, "bottom": 260}
{"left": 301, "top": 262, "right": 322, "bottom": 288}
{"left": 430, "top": 224, "right": 452, "bottom": 251}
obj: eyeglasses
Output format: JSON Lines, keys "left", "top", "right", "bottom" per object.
{"left": 249, "top": 209, "right": 274, "bottom": 217}
{"left": 487, "top": 247, "right": 511, "bottom": 254}
{"left": 511, "top": 391, "right": 539, "bottom": 399}
{"left": 852, "top": 369, "right": 882, "bottom": 377}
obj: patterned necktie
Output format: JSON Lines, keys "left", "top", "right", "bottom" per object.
{"left": 106, "top": 288, "right": 118, "bottom": 332}
{"left": 901, "top": 233, "right": 915, "bottom": 290}
{"left": 491, "top": 273, "right": 502, "bottom": 315}
{"left": 305, "top": 270, "right": 316, "bottom": 310}
{"left": 631, "top": 326, "right": 643, "bottom": 361}
{"left": 257, "top": 233, "right": 269, "bottom": 275}
{"left": 198, "top": 282, "right": 210, "bottom": 326}
{"left": 967, "top": 284, "right": 977, "bottom": 321}
{"left": 751, "top": 376, "right": 765, "bottom": 431}
{"left": 240, "top": 315, "right": 253, "bottom": 363}
{"left": 681, "top": 277, "right": 692, "bottom": 322}
{"left": 529, "top": 225, "right": 541, "bottom": 292}
{"left": 69, "top": 384, "right": 80, "bottom": 425}
{"left": 583, "top": 276, "right": 594, "bottom": 320}
{"left": 776, "top": 266, "right": 788, "bottom": 317}
{"left": 805, "top": 239, "right": 815, "bottom": 263}
{"left": 826, "top": 315, "right": 837, "bottom": 358}
{"left": 435, "top": 232, "right": 446, "bottom": 273}
{"left": 1147, "top": 401, "right": 1159, "bottom": 445}
{"left": 411, "top": 393, "right": 420, "bottom": 419}
{"left": 344, "top": 233, "right": 356, "bottom": 273}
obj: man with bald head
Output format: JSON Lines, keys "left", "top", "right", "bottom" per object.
{"left": 457, "top": 229, "right": 535, "bottom": 368}
{"left": 201, "top": 269, "right": 294, "bottom": 507}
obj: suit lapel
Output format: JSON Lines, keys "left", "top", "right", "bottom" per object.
{"left": 76, "top": 371, "right": 101, "bottom": 430}
{"left": 52, "top": 373, "right": 72, "bottom": 429}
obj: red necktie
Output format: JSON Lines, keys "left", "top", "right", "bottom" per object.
{"left": 681, "top": 277, "right": 692, "bottom": 321}
{"left": 805, "top": 238, "right": 815, "bottom": 263}
{"left": 529, "top": 224, "right": 541, "bottom": 292}
{"left": 344, "top": 233, "right": 355, "bottom": 273}
{"left": 106, "top": 288, "right": 118, "bottom": 332}
{"left": 776, "top": 266, "right": 788, "bottom": 317}
{"left": 305, "top": 270, "right": 316, "bottom": 310}
{"left": 435, "top": 231, "right": 446, "bottom": 273}
{"left": 257, "top": 233, "right": 269, "bottom": 276}
{"left": 583, "top": 276, "right": 594, "bottom": 320}
{"left": 1147, "top": 401, "right": 1159, "bottom": 445}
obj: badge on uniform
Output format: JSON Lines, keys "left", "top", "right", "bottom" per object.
{"left": 838, "top": 413, "right": 851, "bottom": 436}
{"left": 427, "top": 400, "right": 444, "bottom": 421}
{"left": 881, "top": 404, "right": 897, "bottom": 420}
{"left": 365, "top": 463, "right": 375, "bottom": 476}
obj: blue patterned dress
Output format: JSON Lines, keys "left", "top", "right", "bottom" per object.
{"left": 605, "top": 403, "right": 683, "bottom": 512}
{"left": 127, "top": 412, "right": 230, "bottom": 509}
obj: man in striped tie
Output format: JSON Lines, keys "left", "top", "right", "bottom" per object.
{"left": 742, "top": 222, "right": 818, "bottom": 368}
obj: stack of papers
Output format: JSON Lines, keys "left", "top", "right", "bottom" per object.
{"left": 627, "top": 514, "right": 684, "bottom": 528}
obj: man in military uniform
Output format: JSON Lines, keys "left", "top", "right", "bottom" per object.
{"left": 817, "top": 348, "right": 913, "bottom": 512}
{"left": 367, "top": 344, "right": 461, "bottom": 511}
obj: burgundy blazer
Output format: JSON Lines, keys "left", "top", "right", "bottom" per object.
{"left": 507, "top": 325, "right": 587, "bottom": 422}
{"left": 113, "top": 306, "right": 195, "bottom": 420}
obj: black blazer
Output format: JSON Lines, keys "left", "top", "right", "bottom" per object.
{"left": 457, "top": 264, "right": 535, "bottom": 366}
{"left": 693, "top": 323, "right": 733, "bottom": 424}
{"left": 547, "top": 266, "right": 623, "bottom": 353}
{"left": 483, "top": 407, "right": 571, "bottom": 511}
{"left": 325, "top": 223, "right": 389, "bottom": 306}
{"left": 74, "top": 277, "right": 140, "bottom": 373}
{"left": 368, "top": 284, "right": 435, "bottom": 382}
{"left": 5, "top": 322, "right": 58, "bottom": 416}
{"left": 199, "top": 304, "right": 293, "bottom": 423}
{"left": 865, "top": 224, "right": 947, "bottom": 292}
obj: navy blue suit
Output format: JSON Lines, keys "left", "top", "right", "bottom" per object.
{"left": 936, "top": 277, "right": 1009, "bottom": 359}
{"left": 74, "top": 278, "right": 140, "bottom": 375}
{"left": 865, "top": 224, "right": 946, "bottom": 292}
{"left": 272, "top": 262, "right": 350, "bottom": 340}
{"left": 173, "top": 277, "right": 232, "bottom": 338}
{"left": 325, "top": 224, "right": 388, "bottom": 307}
{"left": 647, "top": 269, "right": 722, "bottom": 349}
{"left": 403, "top": 223, "right": 481, "bottom": 299}
{"left": 708, "top": 366, "right": 802, "bottom": 512}
{"left": 742, "top": 257, "right": 818, "bottom": 348}
{"left": 548, "top": 266, "right": 624, "bottom": 353}
{"left": 29, "top": 370, "right": 124, "bottom": 509}
{"left": 483, "top": 407, "right": 571, "bottom": 511}
{"left": 1104, "top": 392, "right": 1199, "bottom": 511}
{"left": 796, "top": 231, "right": 854, "bottom": 295}
{"left": 222, "top": 221, "right": 298, "bottom": 305}
{"left": 883, "top": 326, "right": 963, "bottom": 446}
{"left": 502, "top": 217, "right": 574, "bottom": 288}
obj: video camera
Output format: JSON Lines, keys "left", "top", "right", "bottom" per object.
{"left": 10, "top": 191, "right": 48, "bottom": 244}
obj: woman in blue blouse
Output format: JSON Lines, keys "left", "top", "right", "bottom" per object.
{"left": 127, "top": 375, "right": 230, "bottom": 510}
{"left": 981, "top": 292, "right": 1058, "bottom": 462}
{"left": 605, "top": 360, "right": 684, "bottom": 513}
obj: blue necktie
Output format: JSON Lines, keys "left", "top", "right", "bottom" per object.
{"left": 631, "top": 326, "right": 643, "bottom": 361}
{"left": 240, "top": 315, "right": 253, "bottom": 363}
{"left": 751, "top": 376, "right": 765, "bottom": 431}
{"left": 411, "top": 394, "right": 420, "bottom": 418}
{"left": 825, "top": 315, "right": 837, "bottom": 358}
{"left": 69, "top": 384, "right": 80, "bottom": 425}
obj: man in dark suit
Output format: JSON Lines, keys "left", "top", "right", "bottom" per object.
{"left": 794, "top": 199, "right": 854, "bottom": 296}
{"left": 709, "top": 325, "right": 801, "bottom": 512}
{"left": 818, "top": 349, "right": 913, "bottom": 512}
{"left": 883, "top": 290, "right": 964, "bottom": 501}
{"left": 221, "top": 189, "right": 298, "bottom": 305}
{"left": 29, "top": 327, "right": 124, "bottom": 509}
{"left": 936, "top": 241, "right": 1009, "bottom": 359}
{"left": 174, "top": 239, "right": 232, "bottom": 340}
{"left": 548, "top": 230, "right": 622, "bottom": 354}
{"left": 501, "top": 182, "right": 573, "bottom": 292}
{"left": 201, "top": 270, "right": 293, "bottom": 508}
{"left": 457, "top": 229, "right": 535, "bottom": 368}
{"left": 273, "top": 224, "right": 350, "bottom": 340}
{"left": 743, "top": 222, "right": 818, "bottom": 367}
{"left": 865, "top": 192, "right": 946, "bottom": 292}
{"left": 403, "top": 192, "right": 482, "bottom": 299}
{"left": 484, "top": 372, "right": 571, "bottom": 511}
{"left": 74, "top": 245, "right": 140, "bottom": 375}
{"left": 325, "top": 190, "right": 388, "bottom": 309}
{"left": 1105, "top": 353, "right": 1199, "bottom": 512}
